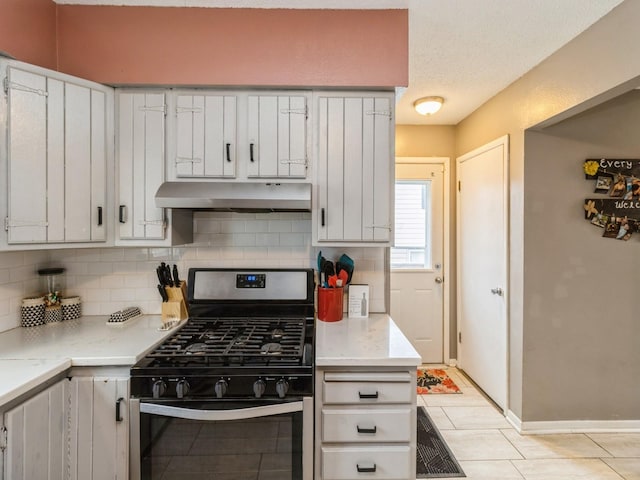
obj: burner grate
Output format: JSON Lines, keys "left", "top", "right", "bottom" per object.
{"left": 146, "top": 317, "right": 308, "bottom": 366}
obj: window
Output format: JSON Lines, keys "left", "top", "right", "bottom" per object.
{"left": 391, "top": 180, "right": 431, "bottom": 269}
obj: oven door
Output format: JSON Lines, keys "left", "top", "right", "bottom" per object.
{"left": 130, "top": 397, "right": 313, "bottom": 480}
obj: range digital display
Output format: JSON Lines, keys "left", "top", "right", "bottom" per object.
{"left": 236, "top": 273, "right": 266, "bottom": 288}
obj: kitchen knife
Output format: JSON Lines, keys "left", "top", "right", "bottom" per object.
{"left": 172, "top": 265, "right": 180, "bottom": 286}
{"left": 162, "top": 264, "right": 173, "bottom": 287}
{"left": 157, "top": 284, "right": 168, "bottom": 302}
{"left": 156, "top": 267, "right": 166, "bottom": 286}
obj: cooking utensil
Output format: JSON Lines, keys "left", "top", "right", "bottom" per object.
{"left": 338, "top": 254, "right": 354, "bottom": 284}
{"left": 172, "top": 265, "right": 180, "bottom": 286}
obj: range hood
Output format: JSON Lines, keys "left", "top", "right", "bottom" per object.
{"left": 155, "top": 182, "right": 311, "bottom": 212}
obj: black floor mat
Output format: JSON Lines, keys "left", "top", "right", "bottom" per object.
{"left": 417, "top": 406, "right": 465, "bottom": 478}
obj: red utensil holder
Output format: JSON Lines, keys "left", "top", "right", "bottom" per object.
{"left": 318, "top": 287, "right": 344, "bottom": 322}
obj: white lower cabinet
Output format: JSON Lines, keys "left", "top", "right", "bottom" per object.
{"left": 1, "top": 375, "right": 129, "bottom": 480}
{"left": 315, "top": 368, "right": 417, "bottom": 480}
{"left": 68, "top": 376, "right": 130, "bottom": 480}
{"left": 3, "top": 378, "right": 68, "bottom": 480}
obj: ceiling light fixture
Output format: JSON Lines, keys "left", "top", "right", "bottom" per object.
{"left": 414, "top": 96, "right": 444, "bottom": 115}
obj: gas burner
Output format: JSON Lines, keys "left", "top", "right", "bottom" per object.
{"left": 185, "top": 343, "right": 208, "bottom": 354}
{"left": 270, "top": 328, "right": 284, "bottom": 339}
{"left": 261, "top": 343, "right": 283, "bottom": 355}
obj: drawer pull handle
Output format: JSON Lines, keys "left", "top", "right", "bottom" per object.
{"left": 356, "top": 425, "right": 377, "bottom": 434}
{"left": 358, "top": 391, "right": 379, "bottom": 399}
{"left": 357, "top": 464, "right": 376, "bottom": 473}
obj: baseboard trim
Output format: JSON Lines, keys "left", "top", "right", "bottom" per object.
{"left": 506, "top": 410, "right": 640, "bottom": 434}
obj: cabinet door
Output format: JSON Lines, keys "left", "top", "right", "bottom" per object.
{"left": 118, "top": 92, "right": 166, "bottom": 240}
{"left": 68, "top": 377, "right": 129, "bottom": 480}
{"left": 6, "top": 68, "right": 48, "bottom": 243}
{"left": 316, "top": 95, "right": 393, "bottom": 244}
{"left": 247, "top": 94, "right": 308, "bottom": 178}
{"left": 175, "top": 94, "right": 236, "bottom": 177}
{"left": 4, "top": 379, "right": 67, "bottom": 480}
{"left": 65, "top": 83, "right": 93, "bottom": 242}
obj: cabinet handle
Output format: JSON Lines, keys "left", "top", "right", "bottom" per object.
{"left": 357, "top": 464, "right": 376, "bottom": 473}
{"left": 356, "top": 425, "right": 377, "bottom": 434}
{"left": 249, "top": 143, "right": 255, "bottom": 162}
{"left": 119, "top": 205, "right": 127, "bottom": 224}
{"left": 116, "top": 397, "right": 124, "bottom": 422}
{"left": 226, "top": 143, "right": 231, "bottom": 162}
{"left": 358, "top": 391, "right": 379, "bottom": 399}
{"left": 321, "top": 208, "right": 325, "bottom": 227}
{"left": 97, "top": 206, "right": 103, "bottom": 226}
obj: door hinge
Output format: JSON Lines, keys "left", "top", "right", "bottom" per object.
{"left": 4, "top": 217, "right": 8, "bottom": 232}
{"left": 458, "top": 180, "right": 461, "bottom": 192}
{"left": 176, "top": 106, "right": 203, "bottom": 114}
{"left": 365, "top": 110, "right": 392, "bottom": 118}
{"left": 0, "top": 426, "right": 7, "bottom": 452}
{"left": 3, "top": 77, "right": 8, "bottom": 94}
{"left": 458, "top": 332, "right": 462, "bottom": 343}
{"left": 139, "top": 104, "right": 167, "bottom": 116}
{"left": 6, "top": 80, "right": 48, "bottom": 97}
{"left": 280, "top": 107, "right": 307, "bottom": 117}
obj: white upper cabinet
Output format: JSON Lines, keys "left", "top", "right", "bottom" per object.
{"left": 117, "top": 91, "right": 193, "bottom": 246}
{"left": 314, "top": 92, "right": 394, "bottom": 245}
{"left": 169, "top": 91, "right": 309, "bottom": 181}
{"left": 4, "top": 64, "right": 111, "bottom": 246}
{"left": 175, "top": 93, "right": 237, "bottom": 178}
{"left": 117, "top": 91, "right": 167, "bottom": 240}
{"left": 247, "top": 94, "right": 308, "bottom": 178}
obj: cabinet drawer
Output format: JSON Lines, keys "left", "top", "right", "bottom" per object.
{"left": 323, "top": 381, "right": 412, "bottom": 404}
{"left": 322, "top": 446, "right": 411, "bottom": 480}
{"left": 322, "top": 408, "right": 411, "bottom": 443}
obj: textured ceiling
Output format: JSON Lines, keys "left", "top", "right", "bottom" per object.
{"left": 54, "top": 0, "right": 625, "bottom": 125}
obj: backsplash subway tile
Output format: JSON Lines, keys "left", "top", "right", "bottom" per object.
{"left": 0, "top": 212, "right": 387, "bottom": 332}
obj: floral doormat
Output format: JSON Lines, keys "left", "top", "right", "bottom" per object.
{"left": 417, "top": 368, "right": 462, "bottom": 394}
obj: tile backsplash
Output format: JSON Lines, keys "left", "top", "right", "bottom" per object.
{"left": 0, "top": 212, "right": 387, "bottom": 333}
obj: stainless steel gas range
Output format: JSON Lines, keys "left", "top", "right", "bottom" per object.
{"left": 129, "top": 268, "right": 315, "bottom": 480}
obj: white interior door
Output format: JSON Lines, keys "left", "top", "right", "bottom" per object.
{"left": 457, "top": 135, "right": 508, "bottom": 410}
{"left": 390, "top": 160, "right": 446, "bottom": 363}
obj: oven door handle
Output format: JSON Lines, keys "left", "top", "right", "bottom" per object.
{"left": 139, "top": 401, "right": 304, "bottom": 421}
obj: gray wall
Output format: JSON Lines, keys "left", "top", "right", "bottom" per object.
{"left": 456, "top": 0, "right": 640, "bottom": 421}
{"left": 523, "top": 90, "right": 640, "bottom": 421}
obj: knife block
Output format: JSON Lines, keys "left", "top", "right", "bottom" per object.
{"left": 161, "top": 281, "right": 189, "bottom": 324}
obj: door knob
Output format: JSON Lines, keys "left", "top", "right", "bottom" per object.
{"left": 435, "top": 277, "right": 443, "bottom": 284}
{"left": 491, "top": 287, "right": 503, "bottom": 296}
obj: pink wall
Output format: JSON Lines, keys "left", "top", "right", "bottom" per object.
{"left": 0, "top": 0, "right": 57, "bottom": 70}
{"left": 57, "top": 6, "right": 407, "bottom": 87}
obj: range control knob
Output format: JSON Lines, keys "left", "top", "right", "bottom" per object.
{"left": 214, "top": 379, "right": 228, "bottom": 398}
{"left": 176, "top": 379, "right": 190, "bottom": 399}
{"left": 275, "top": 378, "right": 289, "bottom": 399}
{"left": 152, "top": 380, "right": 166, "bottom": 399}
{"left": 253, "top": 379, "right": 266, "bottom": 398}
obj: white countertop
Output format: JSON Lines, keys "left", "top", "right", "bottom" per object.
{"left": 0, "top": 315, "right": 181, "bottom": 407}
{"left": 315, "top": 314, "right": 421, "bottom": 367}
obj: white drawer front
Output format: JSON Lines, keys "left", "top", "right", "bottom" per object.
{"left": 322, "top": 445, "right": 411, "bottom": 480}
{"left": 322, "top": 408, "right": 412, "bottom": 443}
{"left": 323, "top": 381, "right": 412, "bottom": 404}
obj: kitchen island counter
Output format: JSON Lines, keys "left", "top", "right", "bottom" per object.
{"left": 315, "top": 313, "right": 421, "bottom": 367}
{"left": 0, "top": 315, "right": 180, "bottom": 406}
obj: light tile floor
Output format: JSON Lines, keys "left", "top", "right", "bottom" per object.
{"left": 418, "top": 367, "right": 640, "bottom": 479}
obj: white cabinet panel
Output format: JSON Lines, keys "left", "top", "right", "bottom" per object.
{"left": 314, "top": 93, "right": 394, "bottom": 246}
{"left": 5, "top": 64, "right": 110, "bottom": 246}
{"left": 321, "top": 446, "right": 411, "bottom": 480}
{"left": 175, "top": 93, "right": 236, "bottom": 177}
{"left": 322, "top": 408, "right": 412, "bottom": 443}
{"left": 68, "top": 376, "right": 129, "bottom": 480}
{"left": 4, "top": 379, "right": 67, "bottom": 480}
{"left": 247, "top": 94, "right": 308, "bottom": 178}
{"left": 6, "top": 68, "right": 48, "bottom": 243}
{"left": 65, "top": 83, "right": 92, "bottom": 242}
{"left": 117, "top": 92, "right": 166, "bottom": 240}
